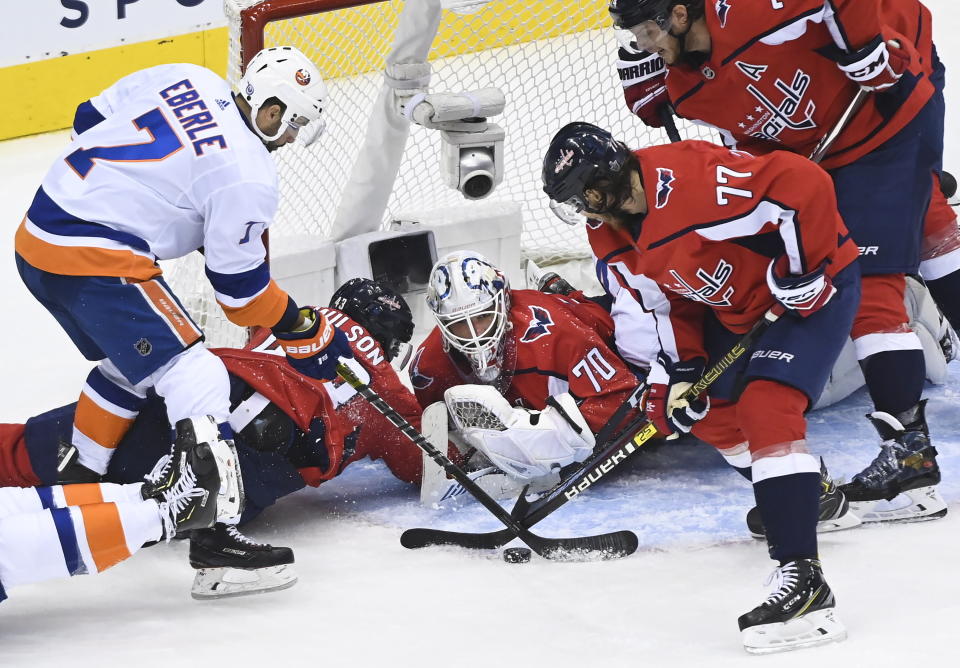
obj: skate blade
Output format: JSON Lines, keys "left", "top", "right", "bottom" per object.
{"left": 190, "top": 564, "right": 297, "bottom": 600}
{"left": 816, "top": 508, "right": 862, "bottom": 533}
{"left": 742, "top": 608, "right": 847, "bottom": 655}
{"left": 849, "top": 486, "right": 948, "bottom": 524}
{"left": 748, "top": 510, "right": 862, "bottom": 540}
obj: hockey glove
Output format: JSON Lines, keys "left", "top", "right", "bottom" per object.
{"left": 274, "top": 307, "right": 353, "bottom": 381}
{"left": 836, "top": 35, "right": 910, "bottom": 92}
{"left": 644, "top": 355, "right": 709, "bottom": 439}
{"left": 766, "top": 255, "right": 836, "bottom": 317}
{"left": 620, "top": 50, "right": 670, "bottom": 128}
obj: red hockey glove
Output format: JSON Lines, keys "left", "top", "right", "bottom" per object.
{"left": 836, "top": 35, "right": 910, "bottom": 92}
{"left": 765, "top": 256, "right": 837, "bottom": 317}
{"left": 274, "top": 308, "right": 353, "bottom": 381}
{"left": 644, "top": 356, "right": 709, "bottom": 439}
{"left": 619, "top": 50, "right": 670, "bottom": 128}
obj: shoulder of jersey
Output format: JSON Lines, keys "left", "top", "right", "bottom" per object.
{"left": 511, "top": 289, "right": 573, "bottom": 348}
{"left": 707, "top": 0, "right": 815, "bottom": 63}
{"left": 168, "top": 64, "right": 274, "bottom": 172}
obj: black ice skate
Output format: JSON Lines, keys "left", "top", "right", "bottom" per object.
{"left": 839, "top": 400, "right": 947, "bottom": 523}
{"left": 56, "top": 443, "right": 101, "bottom": 484}
{"left": 188, "top": 523, "right": 297, "bottom": 599}
{"left": 745, "top": 459, "right": 861, "bottom": 538}
{"left": 739, "top": 559, "right": 846, "bottom": 654}
{"left": 147, "top": 444, "right": 220, "bottom": 540}
{"left": 142, "top": 416, "right": 244, "bottom": 522}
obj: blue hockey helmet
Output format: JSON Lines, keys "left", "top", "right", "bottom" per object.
{"left": 542, "top": 122, "right": 633, "bottom": 224}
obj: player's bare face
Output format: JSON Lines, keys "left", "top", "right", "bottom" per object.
{"left": 256, "top": 104, "right": 301, "bottom": 152}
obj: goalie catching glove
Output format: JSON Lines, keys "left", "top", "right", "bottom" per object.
{"left": 644, "top": 355, "right": 709, "bottom": 439}
{"left": 444, "top": 384, "right": 595, "bottom": 481}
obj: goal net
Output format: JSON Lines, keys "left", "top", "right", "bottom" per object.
{"left": 165, "top": 0, "right": 713, "bottom": 346}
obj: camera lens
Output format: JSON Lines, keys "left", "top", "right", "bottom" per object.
{"left": 462, "top": 172, "right": 494, "bottom": 199}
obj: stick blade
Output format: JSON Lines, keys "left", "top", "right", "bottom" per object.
{"left": 400, "top": 527, "right": 515, "bottom": 550}
{"left": 529, "top": 530, "right": 640, "bottom": 561}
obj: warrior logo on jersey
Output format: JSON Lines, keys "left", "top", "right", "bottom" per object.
{"left": 655, "top": 168, "right": 675, "bottom": 209}
{"left": 555, "top": 149, "right": 575, "bottom": 174}
{"left": 410, "top": 348, "right": 434, "bottom": 390}
{"left": 520, "top": 305, "right": 555, "bottom": 343}
{"left": 295, "top": 69, "right": 312, "bottom": 86}
{"left": 715, "top": 0, "right": 731, "bottom": 27}
{"left": 668, "top": 259, "right": 735, "bottom": 306}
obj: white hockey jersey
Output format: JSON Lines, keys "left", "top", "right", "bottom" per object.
{"left": 15, "top": 63, "right": 291, "bottom": 328}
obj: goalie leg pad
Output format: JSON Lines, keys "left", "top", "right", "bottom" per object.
{"left": 191, "top": 564, "right": 297, "bottom": 600}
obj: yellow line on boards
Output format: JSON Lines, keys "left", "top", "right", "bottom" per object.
{"left": 0, "top": 28, "right": 228, "bottom": 141}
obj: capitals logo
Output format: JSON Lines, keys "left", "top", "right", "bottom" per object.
{"left": 716, "top": 0, "right": 731, "bottom": 27}
{"left": 295, "top": 68, "right": 312, "bottom": 86}
{"left": 655, "top": 168, "right": 675, "bottom": 209}
{"left": 409, "top": 347, "right": 434, "bottom": 390}
{"left": 520, "top": 305, "right": 554, "bottom": 343}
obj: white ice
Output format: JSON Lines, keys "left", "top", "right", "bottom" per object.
{"left": 2, "top": 1, "right": 960, "bottom": 664}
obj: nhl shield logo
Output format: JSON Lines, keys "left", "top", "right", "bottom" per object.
{"left": 295, "top": 68, "right": 312, "bottom": 86}
{"left": 135, "top": 338, "right": 153, "bottom": 357}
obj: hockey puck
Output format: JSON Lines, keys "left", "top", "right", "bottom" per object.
{"left": 941, "top": 171, "right": 957, "bottom": 200}
{"left": 502, "top": 547, "right": 532, "bottom": 563}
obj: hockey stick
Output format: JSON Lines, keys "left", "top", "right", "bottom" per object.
{"left": 336, "top": 363, "right": 639, "bottom": 560}
{"left": 809, "top": 88, "right": 869, "bottom": 164}
{"left": 659, "top": 105, "right": 682, "bottom": 142}
{"left": 402, "top": 307, "right": 783, "bottom": 550}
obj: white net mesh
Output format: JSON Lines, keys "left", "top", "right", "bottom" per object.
{"left": 166, "top": 0, "right": 714, "bottom": 346}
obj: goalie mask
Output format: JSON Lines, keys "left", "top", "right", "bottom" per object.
{"left": 329, "top": 278, "right": 414, "bottom": 363}
{"left": 426, "top": 251, "right": 512, "bottom": 383}
{"left": 542, "top": 122, "right": 634, "bottom": 225}
{"left": 238, "top": 46, "right": 327, "bottom": 146}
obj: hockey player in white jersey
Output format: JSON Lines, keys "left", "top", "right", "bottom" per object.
{"left": 0, "top": 417, "right": 223, "bottom": 606}
{"left": 13, "top": 46, "right": 352, "bottom": 517}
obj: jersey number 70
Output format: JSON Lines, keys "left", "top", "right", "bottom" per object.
{"left": 65, "top": 108, "right": 183, "bottom": 179}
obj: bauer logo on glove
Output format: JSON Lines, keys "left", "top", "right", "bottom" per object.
{"left": 274, "top": 307, "right": 353, "bottom": 381}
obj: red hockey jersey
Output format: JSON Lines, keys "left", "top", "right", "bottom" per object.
{"left": 588, "top": 141, "right": 860, "bottom": 363}
{"left": 662, "top": 0, "right": 934, "bottom": 170}
{"left": 234, "top": 308, "right": 424, "bottom": 485}
{"left": 410, "top": 290, "right": 640, "bottom": 435}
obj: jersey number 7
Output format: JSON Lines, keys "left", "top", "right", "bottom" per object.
{"left": 65, "top": 108, "right": 183, "bottom": 179}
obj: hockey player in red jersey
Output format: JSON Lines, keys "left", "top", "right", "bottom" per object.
{"left": 410, "top": 251, "right": 643, "bottom": 489}
{"left": 608, "top": 0, "right": 949, "bottom": 515}
{"left": 542, "top": 123, "right": 870, "bottom": 653}
{"left": 0, "top": 279, "right": 424, "bottom": 599}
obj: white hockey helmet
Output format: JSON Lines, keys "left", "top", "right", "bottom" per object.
{"left": 238, "top": 46, "right": 327, "bottom": 145}
{"left": 426, "top": 250, "right": 511, "bottom": 383}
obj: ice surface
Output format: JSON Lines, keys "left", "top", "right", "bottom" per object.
{"left": 1, "top": 2, "right": 959, "bottom": 664}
